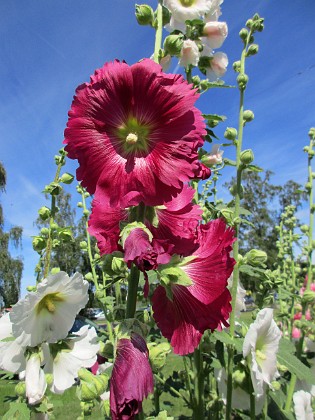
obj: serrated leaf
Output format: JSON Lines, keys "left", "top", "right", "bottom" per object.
{"left": 277, "top": 351, "right": 315, "bottom": 384}
{"left": 3, "top": 403, "right": 30, "bottom": 420}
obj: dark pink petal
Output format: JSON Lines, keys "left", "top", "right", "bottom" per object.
{"left": 152, "top": 285, "right": 231, "bottom": 355}
{"left": 110, "top": 333, "right": 154, "bottom": 420}
{"left": 193, "top": 162, "right": 211, "bottom": 180}
{"left": 64, "top": 59, "right": 206, "bottom": 207}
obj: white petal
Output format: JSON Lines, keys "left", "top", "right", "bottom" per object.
{"left": 25, "top": 354, "right": 47, "bottom": 405}
{"left": 293, "top": 390, "right": 314, "bottom": 420}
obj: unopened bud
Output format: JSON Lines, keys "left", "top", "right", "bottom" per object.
{"left": 305, "top": 182, "right": 312, "bottom": 191}
{"left": 244, "top": 249, "right": 267, "bottom": 267}
{"left": 60, "top": 172, "right": 74, "bottom": 184}
{"left": 300, "top": 224, "right": 309, "bottom": 233}
{"left": 239, "top": 28, "right": 248, "bottom": 40}
{"left": 85, "top": 272, "right": 94, "bottom": 281}
{"left": 15, "top": 382, "right": 26, "bottom": 397}
{"left": 164, "top": 34, "right": 183, "bottom": 56}
{"left": 40, "top": 227, "right": 49, "bottom": 236}
{"left": 243, "top": 110, "right": 255, "bottom": 122}
{"left": 302, "top": 290, "right": 315, "bottom": 304}
{"left": 271, "top": 381, "right": 281, "bottom": 391}
{"left": 240, "top": 149, "right": 254, "bottom": 165}
{"left": 26, "top": 285, "right": 37, "bottom": 292}
{"left": 38, "top": 206, "right": 51, "bottom": 221}
{"left": 232, "top": 60, "right": 241, "bottom": 73}
{"left": 80, "top": 241, "right": 88, "bottom": 250}
{"left": 237, "top": 73, "right": 248, "bottom": 90}
{"left": 224, "top": 127, "right": 238, "bottom": 140}
{"left": 308, "top": 150, "right": 315, "bottom": 158}
{"left": 32, "top": 236, "right": 46, "bottom": 252}
{"left": 309, "top": 127, "right": 315, "bottom": 139}
{"left": 245, "top": 19, "right": 253, "bottom": 29}
{"left": 303, "top": 146, "right": 310, "bottom": 153}
{"left": 50, "top": 267, "right": 60, "bottom": 275}
{"left": 246, "top": 44, "right": 259, "bottom": 57}
{"left": 135, "top": 4, "right": 154, "bottom": 26}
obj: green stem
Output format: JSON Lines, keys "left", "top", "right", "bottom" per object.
{"left": 193, "top": 346, "right": 205, "bottom": 419}
{"left": 284, "top": 373, "right": 297, "bottom": 412}
{"left": 154, "top": 387, "right": 160, "bottom": 415}
{"left": 183, "top": 356, "right": 194, "bottom": 408}
{"left": 249, "top": 391, "right": 256, "bottom": 420}
{"left": 125, "top": 264, "right": 140, "bottom": 318}
{"left": 153, "top": 1, "right": 163, "bottom": 63}
{"left": 306, "top": 137, "right": 314, "bottom": 290}
{"left": 154, "top": 374, "right": 190, "bottom": 405}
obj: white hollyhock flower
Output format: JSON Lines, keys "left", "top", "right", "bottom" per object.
{"left": 227, "top": 276, "right": 246, "bottom": 318}
{"left": 204, "top": 0, "right": 223, "bottom": 22}
{"left": 164, "top": 0, "right": 214, "bottom": 32}
{"left": 201, "top": 144, "right": 224, "bottom": 167}
{"left": 293, "top": 390, "right": 314, "bottom": 420}
{"left": 243, "top": 308, "right": 281, "bottom": 397}
{"left": 43, "top": 325, "right": 99, "bottom": 394}
{"left": 25, "top": 352, "right": 47, "bottom": 405}
{"left": 179, "top": 39, "right": 200, "bottom": 67}
{"left": 206, "top": 52, "right": 228, "bottom": 81}
{"left": 202, "top": 21, "right": 228, "bottom": 49}
{"left": 10, "top": 272, "right": 89, "bottom": 347}
{"left": 0, "top": 313, "right": 26, "bottom": 373}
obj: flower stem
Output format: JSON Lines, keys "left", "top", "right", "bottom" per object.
{"left": 306, "top": 134, "right": 314, "bottom": 290}
{"left": 153, "top": 1, "right": 163, "bottom": 64}
{"left": 125, "top": 264, "right": 140, "bottom": 318}
{"left": 193, "top": 345, "right": 205, "bottom": 419}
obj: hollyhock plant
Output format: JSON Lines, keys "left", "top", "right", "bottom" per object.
{"left": 43, "top": 326, "right": 100, "bottom": 394}
{"left": 152, "top": 218, "right": 235, "bottom": 354}
{"left": 64, "top": 59, "right": 206, "bottom": 208}
{"left": 110, "top": 333, "right": 154, "bottom": 419}
{"left": 10, "top": 272, "right": 89, "bottom": 347}
{"left": 243, "top": 308, "right": 282, "bottom": 397}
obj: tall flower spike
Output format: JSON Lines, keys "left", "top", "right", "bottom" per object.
{"left": 110, "top": 333, "right": 154, "bottom": 419}
{"left": 64, "top": 59, "right": 206, "bottom": 208}
{"left": 10, "top": 272, "right": 89, "bottom": 347}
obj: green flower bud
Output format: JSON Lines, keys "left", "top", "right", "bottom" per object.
{"left": 85, "top": 272, "right": 94, "bottom": 281}
{"left": 15, "top": 382, "right": 26, "bottom": 397}
{"left": 148, "top": 342, "right": 171, "bottom": 373}
{"left": 164, "top": 34, "right": 183, "bottom": 56}
{"left": 308, "top": 150, "right": 315, "bottom": 158}
{"left": 44, "top": 182, "right": 62, "bottom": 196}
{"left": 26, "top": 285, "right": 37, "bottom": 292}
{"left": 59, "top": 172, "right": 74, "bottom": 185}
{"left": 232, "top": 368, "right": 247, "bottom": 386}
{"left": 58, "top": 229, "right": 73, "bottom": 242}
{"left": 50, "top": 267, "right": 60, "bottom": 275}
{"left": 239, "top": 28, "right": 248, "bottom": 40}
{"left": 224, "top": 127, "right": 238, "bottom": 140}
{"left": 271, "top": 381, "right": 281, "bottom": 391}
{"left": 303, "top": 146, "right": 310, "bottom": 153}
{"left": 77, "top": 201, "right": 83, "bottom": 208}
{"left": 244, "top": 249, "right": 267, "bottom": 267}
{"left": 83, "top": 209, "right": 90, "bottom": 217}
{"left": 95, "top": 289, "right": 104, "bottom": 300}
{"left": 300, "top": 224, "right": 309, "bottom": 233}
{"left": 309, "top": 127, "right": 315, "bottom": 139}
{"left": 162, "top": 5, "right": 171, "bottom": 26}
{"left": 305, "top": 182, "right": 312, "bottom": 191}
{"left": 220, "top": 208, "right": 234, "bottom": 224}
{"left": 240, "top": 149, "right": 254, "bottom": 165}
{"left": 232, "top": 60, "right": 241, "bottom": 73}
{"left": 40, "top": 227, "right": 49, "bottom": 236}
{"left": 135, "top": 4, "right": 154, "bottom": 26}
{"left": 237, "top": 73, "right": 248, "bottom": 90}
{"left": 246, "top": 44, "right": 259, "bottom": 57}
{"left": 38, "top": 206, "right": 51, "bottom": 221}
{"left": 32, "top": 236, "right": 46, "bottom": 252}
{"left": 277, "top": 363, "right": 288, "bottom": 373}
{"left": 245, "top": 19, "right": 253, "bottom": 29}
{"left": 243, "top": 110, "right": 255, "bottom": 122}
{"left": 80, "top": 240, "right": 88, "bottom": 250}
{"left": 45, "top": 373, "right": 54, "bottom": 386}
{"left": 302, "top": 290, "right": 315, "bottom": 304}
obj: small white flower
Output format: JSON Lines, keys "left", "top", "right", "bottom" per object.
{"left": 25, "top": 352, "right": 47, "bottom": 405}
{"left": 179, "top": 39, "right": 200, "bottom": 67}
{"left": 206, "top": 52, "right": 228, "bottom": 81}
{"left": 0, "top": 313, "right": 26, "bottom": 373}
{"left": 164, "top": 0, "right": 214, "bottom": 32}
{"left": 293, "top": 390, "right": 314, "bottom": 420}
{"left": 243, "top": 308, "right": 282, "bottom": 397}
{"left": 10, "top": 272, "right": 89, "bottom": 347}
{"left": 43, "top": 326, "right": 99, "bottom": 394}
{"left": 202, "top": 144, "right": 224, "bottom": 167}
{"left": 202, "top": 21, "right": 228, "bottom": 49}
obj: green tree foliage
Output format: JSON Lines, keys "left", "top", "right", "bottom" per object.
{"left": 224, "top": 170, "right": 306, "bottom": 269}
{"left": 0, "top": 162, "right": 23, "bottom": 307}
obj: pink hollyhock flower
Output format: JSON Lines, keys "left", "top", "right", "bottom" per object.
{"left": 292, "top": 327, "right": 301, "bottom": 340}
{"left": 152, "top": 218, "right": 235, "bottom": 354}
{"left": 179, "top": 39, "right": 200, "bottom": 68}
{"left": 206, "top": 52, "right": 228, "bottom": 81}
{"left": 88, "top": 185, "right": 202, "bottom": 256}
{"left": 110, "top": 333, "right": 154, "bottom": 419}
{"left": 202, "top": 21, "right": 228, "bottom": 50}
{"left": 64, "top": 59, "right": 206, "bottom": 208}
{"left": 193, "top": 162, "right": 211, "bottom": 180}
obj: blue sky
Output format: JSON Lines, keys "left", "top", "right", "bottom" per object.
{"left": 1, "top": 0, "right": 315, "bottom": 297}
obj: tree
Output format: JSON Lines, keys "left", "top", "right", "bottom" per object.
{"left": 224, "top": 170, "right": 306, "bottom": 269}
{"left": 0, "top": 162, "right": 23, "bottom": 307}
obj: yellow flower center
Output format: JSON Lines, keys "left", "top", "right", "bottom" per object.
{"left": 180, "top": 0, "right": 195, "bottom": 7}
{"left": 116, "top": 116, "right": 151, "bottom": 154}
{"left": 126, "top": 133, "right": 138, "bottom": 145}
{"left": 255, "top": 349, "right": 266, "bottom": 361}
{"left": 36, "top": 293, "right": 65, "bottom": 314}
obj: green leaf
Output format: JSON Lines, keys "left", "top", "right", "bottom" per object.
{"left": 3, "top": 403, "right": 30, "bottom": 420}
{"left": 223, "top": 158, "right": 237, "bottom": 166}
{"left": 212, "top": 331, "right": 243, "bottom": 353}
{"left": 245, "top": 164, "right": 263, "bottom": 172}
{"left": 202, "top": 114, "right": 226, "bottom": 128}
{"left": 278, "top": 337, "right": 295, "bottom": 354}
{"left": 277, "top": 351, "right": 315, "bottom": 384}
{"left": 238, "top": 207, "right": 252, "bottom": 216}
{"left": 269, "top": 390, "right": 295, "bottom": 420}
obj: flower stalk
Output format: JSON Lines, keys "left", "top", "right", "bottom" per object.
{"left": 153, "top": 1, "right": 163, "bottom": 63}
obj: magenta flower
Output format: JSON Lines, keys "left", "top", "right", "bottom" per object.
{"left": 110, "top": 333, "right": 154, "bottom": 420}
{"left": 64, "top": 59, "right": 206, "bottom": 207}
{"left": 88, "top": 185, "right": 202, "bottom": 256}
{"left": 152, "top": 218, "right": 235, "bottom": 354}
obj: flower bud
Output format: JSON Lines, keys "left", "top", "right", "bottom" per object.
{"left": 83, "top": 209, "right": 90, "bottom": 217}
{"left": 77, "top": 202, "right": 83, "bottom": 208}
{"left": 246, "top": 44, "right": 259, "bottom": 57}
{"left": 85, "top": 272, "right": 94, "bottom": 281}
{"left": 44, "top": 182, "right": 62, "bottom": 196}
{"left": 302, "top": 290, "right": 315, "bottom": 304}
{"left": 164, "top": 34, "right": 184, "bottom": 56}
{"left": 300, "top": 224, "right": 309, "bottom": 233}
{"left": 244, "top": 249, "right": 267, "bottom": 267}
{"left": 271, "top": 381, "right": 281, "bottom": 391}
{"left": 59, "top": 172, "right": 74, "bottom": 185}
{"left": 26, "top": 285, "right": 37, "bottom": 292}
{"left": 243, "top": 110, "right": 255, "bottom": 122}
{"left": 239, "top": 28, "right": 248, "bottom": 40}
{"left": 80, "top": 240, "right": 88, "bottom": 250}
{"left": 246, "top": 19, "right": 253, "bottom": 29}
{"left": 15, "top": 382, "right": 26, "bottom": 397}
{"left": 135, "top": 4, "right": 154, "bottom": 26}
{"left": 148, "top": 342, "right": 171, "bottom": 373}
{"left": 237, "top": 73, "right": 248, "bottom": 90}
{"left": 50, "top": 267, "right": 60, "bottom": 275}
{"left": 40, "top": 227, "right": 49, "bottom": 236}
{"left": 240, "top": 149, "right": 254, "bottom": 165}
{"left": 305, "top": 182, "right": 312, "bottom": 192}
{"left": 303, "top": 146, "right": 310, "bottom": 153}
{"left": 232, "top": 60, "right": 241, "bottom": 73}
{"left": 309, "top": 127, "right": 315, "bottom": 139}
{"left": 38, "top": 206, "right": 51, "bottom": 221}
{"left": 32, "top": 236, "right": 46, "bottom": 252}
{"left": 232, "top": 368, "right": 247, "bottom": 386}
{"left": 224, "top": 127, "right": 238, "bottom": 140}
{"left": 308, "top": 150, "right": 315, "bottom": 158}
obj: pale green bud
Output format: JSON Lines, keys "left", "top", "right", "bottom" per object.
{"left": 303, "top": 146, "right": 310, "bottom": 153}
{"left": 246, "top": 44, "right": 259, "bottom": 57}
{"left": 85, "top": 272, "right": 94, "bottom": 281}
{"left": 245, "top": 19, "right": 253, "bottom": 29}
{"left": 77, "top": 201, "right": 83, "bottom": 208}
{"left": 305, "top": 182, "right": 312, "bottom": 191}
{"left": 80, "top": 240, "right": 88, "bottom": 250}
{"left": 164, "top": 34, "right": 183, "bottom": 56}
{"left": 135, "top": 4, "right": 154, "bottom": 26}
{"left": 60, "top": 172, "right": 74, "bottom": 184}
{"left": 50, "top": 267, "right": 60, "bottom": 275}
{"left": 232, "top": 60, "right": 241, "bottom": 73}
{"left": 32, "top": 236, "right": 46, "bottom": 252}
{"left": 15, "top": 382, "right": 26, "bottom": 397}
{"left": 237, "top": 73, "right": 248, "bottom": 90}
{"left": 309, "top": 127, "right": 315, "bottom": 139}
{"left": 44, "top": 182, "right": 62, "bottom": 196}
{"left": 244, "top": 249, "right": 267, "bottom": 267}
{"left": 232, "top": 369, "right": 246, "bottom": 386}
{"left": 271, "top": 381, "right": 281, "bottom": 391}
{"left": 300, "top": 224, "right": 309, "bottom": 233}
{"left": 38, "top": 206, "right": 51, "bottom": 221}
{"left": 243, "top": 110, "right": 255, "bottom": 122}
{"left": 240, "top": 149, "right": 254, "bottom": 165}
{"left": 302, "top": 290, "right": 315, "bottom": 304}
{"left": 224, "top": 127, "right": 238, "bottom": 140}
{"left": 308, "top": 150, "right": 315, "bottom": 158}
{"left": 40, "top": 227, "right": 49, "bottom": 236}
{"left": 83, "top": 209, "right": 90, "bottom": 217}
{"left": 26, "top": 285, "right": 37, "bottom": 292}
{"left": 239, "top": 28, "right": 248, "bottom": 40}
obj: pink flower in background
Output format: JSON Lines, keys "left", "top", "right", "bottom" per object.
{"left": 292, "top": 327, "right": 302, "bottom": 340}
{"left": 110, "top": 333, "right": 153, "bottom": 419}
{"left": 64, "top": 59, "right": 206, "bottom": 208}
{"left": 193, "top": 162, "right": 211, "bottom": 180}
